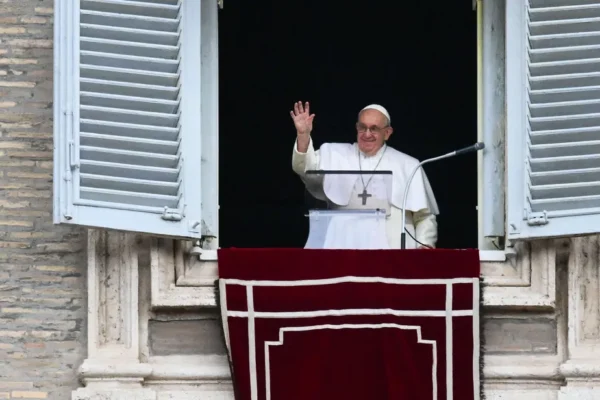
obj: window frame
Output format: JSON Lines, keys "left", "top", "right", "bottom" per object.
{"left": 478, "top": 0, "right": 508, "bottom": 259}
{"left": 144, "top": 0, "right": 556, "bottom": 311}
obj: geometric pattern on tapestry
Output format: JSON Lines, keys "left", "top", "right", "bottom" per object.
{"left": 220, "top": 276, "right": 480, "bottom": 400}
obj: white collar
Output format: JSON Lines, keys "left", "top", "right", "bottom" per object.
{"left": 355, "top": 142, "right": 387, "bottom": 159}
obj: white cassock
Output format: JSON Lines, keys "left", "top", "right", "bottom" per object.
{"left": 292, "top": 138, "right": 439, "bottom": 249}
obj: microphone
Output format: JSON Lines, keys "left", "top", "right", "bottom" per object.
{"left": 454, "top": 142, "right": 485, "bottom": 156}
{"left": 400, "top": 142, "right": 485, "bottom": 249}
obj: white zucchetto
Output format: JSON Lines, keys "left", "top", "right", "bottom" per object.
{"left": 360, "top": 104, "right": 391, "bottom": 124}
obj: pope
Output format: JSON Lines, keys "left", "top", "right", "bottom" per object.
{"left": 291, "top": 101, "right": 439, "bottom": 249}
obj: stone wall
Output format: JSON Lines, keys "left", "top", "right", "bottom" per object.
{"left": 0, "top": 1, "right": 87, "bottom": 399}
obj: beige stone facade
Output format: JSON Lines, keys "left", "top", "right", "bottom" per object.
{"left": 0, "top": 1, "right": 599, "bottom": 399}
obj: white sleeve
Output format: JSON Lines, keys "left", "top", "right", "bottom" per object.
{"left": 292, "top": 136, "right": 320, "bottom": 175}
{"left": 413, "top": 210, "right": 438, "bottom": 248}
{"left": 292, "top": 137, "right": 325, "bottom": 200}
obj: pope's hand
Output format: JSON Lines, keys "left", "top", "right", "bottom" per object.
{"left": 290, "top": 101, "right": 315, "bottom": 137}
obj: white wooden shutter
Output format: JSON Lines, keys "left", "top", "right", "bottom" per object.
{"left": 54, "top": 0, "right": 204, "bottom": 239}
{"left": 506, "top": 0, "right": 600, "bottom": 240}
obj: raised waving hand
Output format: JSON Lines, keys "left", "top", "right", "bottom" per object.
{"left": 290, "top": 101, "right": 315, "bottom": 136}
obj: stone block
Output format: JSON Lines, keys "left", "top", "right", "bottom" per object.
{"left": 148, "top": 319, "right": 226, "bottom": 356}
{"left": 483, "top": 316, "right": 557, "bottom": 354}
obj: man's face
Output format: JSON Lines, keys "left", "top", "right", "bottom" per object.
{"left": 356, "top": 109, "right": 393, "bottom": 156}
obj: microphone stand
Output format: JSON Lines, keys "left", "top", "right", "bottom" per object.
{"left": 400, "top": 142, "right": 485, "bottom": 249}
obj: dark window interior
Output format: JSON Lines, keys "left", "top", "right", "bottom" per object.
{"left": 219, "top": 1, "right": 477, "bottom": 249}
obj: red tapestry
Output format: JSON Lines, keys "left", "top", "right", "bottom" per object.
{"left": 218, "top": 248, "right": 481, "bottom": 400}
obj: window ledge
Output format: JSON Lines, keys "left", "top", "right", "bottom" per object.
{"left": 197, "top": 249, "right": 507, "bottom": 262}
{"left": 479, "top": 250, "right": 506, "bottom": 262}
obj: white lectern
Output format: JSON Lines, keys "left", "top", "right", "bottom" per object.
{"left": 303, "top": 170, "right": 393, "bottom": 250}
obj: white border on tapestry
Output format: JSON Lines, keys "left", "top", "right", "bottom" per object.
{"left": 221, "top": 277, "right": 480, "bottom": 400}
{"left": 264, "top": 324, "right": 438, "bottom": 400}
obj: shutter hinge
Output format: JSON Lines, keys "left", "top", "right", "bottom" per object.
{"left": 526, "top": 210, "right": 548, "bottom": 226}
{"left": 161, "top": 207, "right": 183, "bottom": 221}
{"left": 68, "top": 140, "right": 79, "bottom": 169}
{"left": 218, "top": 0, "right": 223, "bottom": 9}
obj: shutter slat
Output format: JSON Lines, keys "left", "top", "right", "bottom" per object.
{"left": 530, "top": 58, "right": 600, "bottom": 76}
{"left": 80, "top": 173, "right": 179, "bottom": 196}
{"left": 81, "top": 38, "right": 178, "bottom": 59}
{"left": 133, "top": 0, "right": 179, "bottom": 5}
{"left": 80, "top": 187, "right": 180, "bottom": 208}
{"left": 530, "top": 140, "right": 600, "bottom": 158}
{"left": 530, "top": 113, "right": 600, "bottom": 130}
{"left": 529, "top": 17, "right": 600, "bottom": 36}
{"left": 80, "top": 146, "right": 179, "bottom": 169}
{"left": 530, "top": 99, "right": 600, "bottom": 118}
{"left": 530, "top": 44, "right": 600, "bottom": 63}
{"left": 81, "top": 10, "right": 178, "bottom": 32}
{"left": 80, "top": 106, "right": 178, "bottom": 127}
{"left": 530, "top": 98, "right": 600, "bottom": 117}
{"left": 81, "top": 23, "right": 179, "bottom": 46}
{"left": 530, "top": 86, "right": 600, "bottom": 103}
{"left": 80, "top": 51, "right": 179, "bottom": 73}
{"left": 530, "top": 5, "right": 600, "bottom": 22}
{"left": 80, "top": 119, "right": 179, "bottom": 141}
{"left": 531, "top": 127, "right": 600, "bottom": 144}
{"left": 80, "top": 132, "right": 179, "bottom": 155}
{"left": 530, "top": 71, "right": 600, "bottom": 91}
{"left": 531, "top": 181, "right": 600, "bottom": 199}
{"left": 531, "top": 168, "right": 600, "bottom": 185}
{"left": 81, "top": 0, "right": 180, "bottom": 19}
{"left": 81, "top": 91, "right": 179, "bottom": 113}
{"left": 530, "top": 154, "right": 600, "bottom": 172}
{"left": 530, "top": 0, "right": 600, "bottom": 7}
{"left": 531, "top": 32, "right": 600, "bottom": 50}
{"left": 80, "top": 65, "right": 178, "bottom": 86}
{"left": 80, "top": 79, "right": 178, "bottom": 100}
{"left": 80, "top": 160, "right": 179, "bottom": 182}
{"left": 531, "top": 195, "right": 600, "bottom": 212}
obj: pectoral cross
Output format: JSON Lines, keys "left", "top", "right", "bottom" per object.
{"left": 358, "top": 189, "right": 372, "bottom": 205}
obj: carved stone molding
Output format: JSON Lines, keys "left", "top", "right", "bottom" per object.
{"left": 73, "top": 229, "right": 155, "bottom": 400}
{"left": 484, "top": 355, "right": 562, "bottom": 380}
{"left": 150, "top": 238, "right": 215, "bottom": 308}
{"left": 484, "top": 242, "right": 567, "bottom": 399}
{"left": 564, "top": 236, "right": 600, "bottom": 357}
{"left": 482, "top": 240, "right": 557, "bottom": 309}
{"left": 74, "top": 231, "right": 233, "bottom": 400}
{"left": 484, "top": 354, "right": 564, "bottom": 399}
{"left": 559, "top": 235, "right": 600, "bottom": 398}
